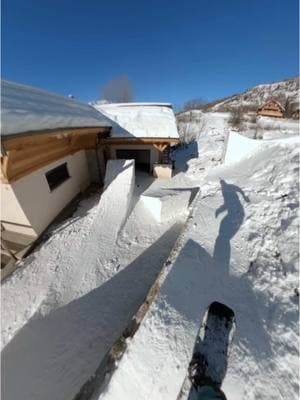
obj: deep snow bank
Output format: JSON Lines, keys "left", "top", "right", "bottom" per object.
{"left": 224, "top": 131, "right": 300, "bottom": 164}
{"left": 97, "top": 141, "right": 299, "bottom": 400}
{"left": 174, "top": 112, "right": 229, "bottom": 183}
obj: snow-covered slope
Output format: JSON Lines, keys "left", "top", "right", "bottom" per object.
{"left": 98, "top": 140, "right": 299, "bottom": 400}
{"left": 177, "top": 78, "right": 299, "bottom": 141}
{"left": 1, "top": 88, "right": 298, "bottom": 400}
{"left": 174, "top": 112, "right": 230, "bottom": 180}
{"left": 211, "top": 77, "right": 299, "bottom": 113}
{"left": 1, "top": 168, "right": 192, "bottom": 400}
{"left": 224, "top": 131, "right": 300, "bottom": 164}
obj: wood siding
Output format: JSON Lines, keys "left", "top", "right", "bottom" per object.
{"left": 257, "top": 100, "right": 284, "bottom": 118}
{"left": 1, "top": 127, "right": 110, "bottom": 183}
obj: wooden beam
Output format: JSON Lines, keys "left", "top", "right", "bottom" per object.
{"left": 99, "top": 137, "right": 178, "bottom": 146}
{"left": 3, "top": 147, "right": 71, "bottom": 182}
{"left": 2, "top": 126, "right": 110, "bottom": 152}
{"left": 153, "top": 143, "right": 168, "bottom": 152}
{"left": 1, "top": 130, "right": 179, "bottom": 183}
{"left": 0, "top": 126, "right": 113, "bottom": 182}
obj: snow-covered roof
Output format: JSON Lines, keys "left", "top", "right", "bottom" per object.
{"left": 1, "top": 80, "right": 112, "bottom": 137}
{"left": 94, "top": 103, "right": 179, "bottom": 139}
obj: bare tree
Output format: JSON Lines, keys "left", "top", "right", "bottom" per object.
{"left": 177, "top": 112, "right": 206, "bottom": 144}
{"left": 228, "top": 107, "right": 244, "bottom": 130}
{"left": 182, "top": 98, "right": 206, "bottom": 111}
{"left": 101, "top": 76, "right": 134, "bottom": 103}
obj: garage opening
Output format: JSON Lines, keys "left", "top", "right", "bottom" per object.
{"left": 116, "top": 149, "right": 151, "bottom": 172}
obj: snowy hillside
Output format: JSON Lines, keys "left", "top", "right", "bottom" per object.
{"left": 211, "top": 76, "right": 299, "bottom": 113}
{"left": 177, "top": 77, "right": 299, "bottom": 141}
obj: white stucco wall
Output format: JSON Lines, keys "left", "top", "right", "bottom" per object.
{"left": 1, "top": 184, "right": 35, "bottom": 236}
{"left": 1, "top": 150, "right": 90, "bottom": 236}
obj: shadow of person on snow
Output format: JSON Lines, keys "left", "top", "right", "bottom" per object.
{"left": 160, "top": 178, "right": 273, "bottom": 399}
{"left": 213, "top": 179, "right": 249, "bottom": 273}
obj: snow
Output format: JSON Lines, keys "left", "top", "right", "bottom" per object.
{"left": 174, "top": 112, "right": 229, "bottom": 181}
{"left": 1, "top": 109, "right": 299, "bottom": 400}
{"left": 256, "top": 116, "right": 299, "bottom": 139}
{"left": 94, "top": 103, "right": 179, "bottom": 139}
{"left": 141, "top": 188, "right": 191, "bottom": 222}
{"left": 1, "top": 80, "right": 111, "bottom": 136}
{"left": 95, "top": 113, "right": 299, "bottom": 400}
{"left": 212, "top": 77, "right": 299, "bottom": 113}
{"left": 1, "top": 167, "right": 193, "bottom": 400}
{"left": 224, "top": 131, "right": 300, "bottom": 164}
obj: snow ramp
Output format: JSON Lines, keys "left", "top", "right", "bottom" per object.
{"left": 94, "top": 159, "right": 135, "bottom": 246}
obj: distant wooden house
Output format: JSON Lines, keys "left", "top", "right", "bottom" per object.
{"left": 257, "top": 100, "right": 285, "bottom": 118}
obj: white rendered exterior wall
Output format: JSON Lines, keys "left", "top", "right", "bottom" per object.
{"left": 1, "top": 150, "right": 90, "bottom": 236}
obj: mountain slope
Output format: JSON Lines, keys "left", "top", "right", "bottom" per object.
{"left": 210, "top": 77, "right": 299, "bottom": 113}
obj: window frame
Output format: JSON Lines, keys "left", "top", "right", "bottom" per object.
{"left": 45, "top": 162, "right": 70, "bottom": 192}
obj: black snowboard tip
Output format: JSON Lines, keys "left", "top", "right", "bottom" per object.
{"left": 208, "top": 301, "right": 235, "bottom": 321}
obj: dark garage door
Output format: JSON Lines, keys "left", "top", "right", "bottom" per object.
{"left": 116, "top": 149, "right": 151, "bottom": 172}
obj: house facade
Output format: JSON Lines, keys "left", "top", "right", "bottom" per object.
{"left": 1, "top": 80, "right": 112, "bottom": 239}
{"left": 93, "top": 102, "right": 179, "bottom": 178}
{"left": 257, "top": 99, "right": 285, "bottom": 118}
{"left": 1, "top": 82, "right": 179, "bottom": 246}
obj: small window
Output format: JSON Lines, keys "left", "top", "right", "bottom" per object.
{"left": 45, "top": 163, "right": 70, "bottom": 191}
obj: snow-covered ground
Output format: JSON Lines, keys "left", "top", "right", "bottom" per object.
{"left": 256, "top": 115, "right": 299, "bottom": 139}
{"left": 1, "top": 110, "right": 299, "bottom": 400}
{"left": 97, "top": 124, "right": 299, "bottom": 400}
{"left": 1, "top": 163, "right": 195, "bottom": 400}
{"left": 174, "top": 112, "right": 229, "bottom": 180}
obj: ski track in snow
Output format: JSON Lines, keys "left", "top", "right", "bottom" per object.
{"left": 1, "top": 111, "right": 299, "bottom": 400}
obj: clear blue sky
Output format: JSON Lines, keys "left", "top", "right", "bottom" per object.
{"left": 2, "top": 0, "right": 299, "bottom": 106}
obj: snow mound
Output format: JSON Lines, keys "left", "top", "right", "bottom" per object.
{"left": 224, "top": 131, "right": 300, "bottom": 164}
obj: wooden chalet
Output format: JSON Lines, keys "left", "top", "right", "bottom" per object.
{"left": 257, "top": 100, "right": 285, "bottom": 118}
